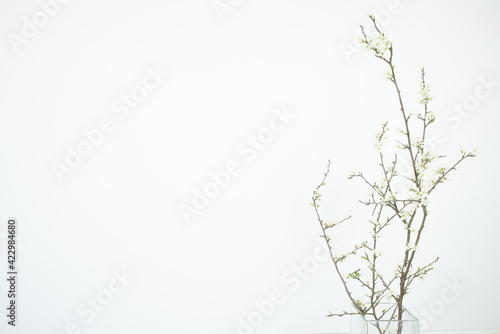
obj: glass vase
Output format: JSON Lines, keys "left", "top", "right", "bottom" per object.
{"left": 350, "top": 303, "right": 419, "bottom": 334}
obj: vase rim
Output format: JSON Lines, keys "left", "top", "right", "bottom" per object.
{"left": 351, "top": 302, "right": 419, "bottom": 322}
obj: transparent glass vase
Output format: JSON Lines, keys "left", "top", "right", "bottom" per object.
{"left": 350, "top": 303, "right": 419, "bottom": 334}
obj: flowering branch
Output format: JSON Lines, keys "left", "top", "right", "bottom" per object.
{"left": 312, "top": 15, "right": 476, "bottom": 333}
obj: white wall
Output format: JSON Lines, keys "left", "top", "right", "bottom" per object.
{"left": 0, "top": 0, "right": 499, "bottom": 333}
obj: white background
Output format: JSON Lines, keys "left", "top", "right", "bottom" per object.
{"left": 1, "top": 0, "right": 499, "bottom": 333}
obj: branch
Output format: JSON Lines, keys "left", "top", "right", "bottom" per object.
{"left": 312, "top": 160, "right": 362, "bottom": 311}
{"left": 428, "top": 151, "right": 476, "bottom": 194}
